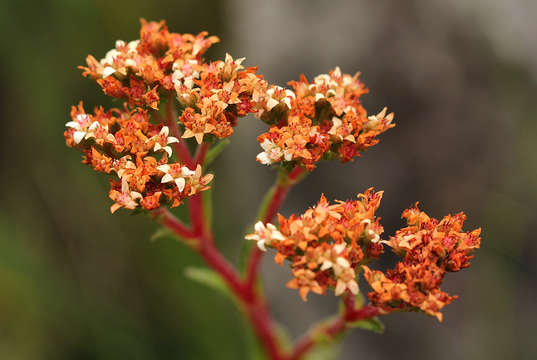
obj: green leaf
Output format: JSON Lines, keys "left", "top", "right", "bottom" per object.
{"left": 150, "top": 226, "right": 197, "bottom": 247}
{"left": 184, "top": 267, "right": 234, "bottom": 301}
{"left": 274, "top": 321, "right": 292, "bottom": 350}
{"left": 348, "top": 316, "right": 385, "bottom": 334}
{"left": 304, "top": 340, "right": 341, "bottom": 360}
{"left": 204, "top": 139, "right": 230, "bottom": 169}
{"left": 150, "top": 226, "right": 190, "bottom": 243}
{"left": 244, "top": 323, "right": 269, "bottom": 360}
{"left": 150, "top": 227, "right": 175, "bottom": 242}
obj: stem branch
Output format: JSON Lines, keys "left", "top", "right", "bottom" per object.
{"left": 154, "top": 194, "right": 286, "bottom": 360}
{"left": 288, "top": 297, "right": 379, "bottom": 360}
{"left": 152, "top": 207, "right": 196, "bottom": 239}
{"left": 245, "top": 167, "right": 306, "bottom": 289}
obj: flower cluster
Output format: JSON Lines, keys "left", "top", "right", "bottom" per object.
{"left": 246, "top": 193, "right": 481, "bottom": 321}
{"left": 363, "top": 204, "right": 481, "bottom": 321}
{"left": 66, "top": 18, "right": 484, "bottom": 359}
{"left": 68, "top": 19, "right": 272, "bottom": 212}
{"left": 68, "top": 19, "right": 399, "bottom": 213}
{"left": 255, "top": 69, "right": 395, "bottom": 170}
{"left": 174, "top": 53, "right": 268, "bottom": 143}
{"left": 65, "top": 103, "right": 213, "bottom": 212}
{"left": 80, "top": 19, "right": 219, "bottom": 109}
{"left": 80, "top": 19, "right": 270, "bottom": 144}
{"left": 246, "top": 189, "right": 384, "bottom": 300}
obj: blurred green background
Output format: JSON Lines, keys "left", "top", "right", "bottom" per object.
{"left": 1, "top": 0, "right": 536, "bottom": 359}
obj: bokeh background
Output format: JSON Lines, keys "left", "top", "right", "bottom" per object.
{"left": 1, "top": 0, "right": 536, "bottom": 359}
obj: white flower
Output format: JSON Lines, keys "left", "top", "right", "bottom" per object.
{"left": 224, "top": 53, "right": 245, "bottom": 67}
{"left": 245, "top": 221, "right": 285, "bottom": 251}
{"left": 148, "top": 126, "right": 179, "bottom": 157}
{"left": 101, "top": 48, "right": 120, "bottom": 66}
{"left": 102, "top": 66, "right": 116, "bottom": 78}
{"left": 333, "top": 266, "right": 359, "bottom": 296}
{"left": 256, "top": 139, "right": 283, "bottom": 165}
{"left": 361, "top": 219, "right": 380, "bottom": 243}
{"left": 365, "top": 107, "right": 394, "bottom": 130}
{"left": 332, "top": 66, "right": 342, "bottom": 78}
{"left": 156, "top": 164, "right": 195, "bottom": 192}
{"left": 172, "top": 59, "right": 200, "bottom": 89}
{"left": 66, "top": 115, "right": 110, "bottom": 144}
{"left": 265, "top": 86, "right": 296, "bottom": 110}
{"left": 127, "top": 40, "right": 139, "bottom": 54}
{"left": 320, "top": 243, "right": 348, "bottom": 271}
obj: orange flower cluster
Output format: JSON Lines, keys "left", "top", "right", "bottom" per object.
{"left": 80, "top": 19, "right": 219, "bottom": 109}
{"left": 363, "top": 204, "right": 482, "bottom": 321}
{"left": 80, "top": 19, "right": 269, "bottom": 144}
{"left": 174, "top": 53, "right": 268, "bottom": 143}
{"left": 246, "top": 189, "right": 385, "bottom": 300}
{"left": 255, "top": 68, "right": 395, "bottom": 170}
{"left": 68, "top": 19, "right": 274, "bottom": 212}
{"left": 65, "top": 102, "right": 213, "bottom": 213}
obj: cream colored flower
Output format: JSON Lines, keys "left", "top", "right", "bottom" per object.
{"left": 256, "top": 139, "right": 283, "bottom": 165}
{"left": 245, "top": 221, "right": 285, "bottom": 251}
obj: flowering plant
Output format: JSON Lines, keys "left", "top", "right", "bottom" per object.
{"left": 65, "top": 20, "right": 481, "bottom": 359}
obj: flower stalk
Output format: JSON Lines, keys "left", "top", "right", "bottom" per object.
{"left": 66, "top": 19, "right": 482, "bottom": 360}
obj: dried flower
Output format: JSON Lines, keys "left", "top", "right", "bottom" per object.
{"left": 363, "top": 204, "right": 481, "bottom": 321}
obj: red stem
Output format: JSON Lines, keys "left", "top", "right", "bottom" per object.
{"left": 288, "top": 304, "right": 379, "bottom": 360}
{"left": 247, "top": 300, "right": 286, "bottom": 360}
{"left": 157, "top": 201, "right": 286, "bottom": 360}
{"left": 189, "top": 193, "right": 204, "bottom": 236}
{"left": 194, "top": 142, "right": 210, "bottom": 165}
{"left": 188, "top": 142, "right": 210, "bottom": 236}
{"left": 198, "top": 238, "right": 248, "bottom": 299}
{"left": 263, "top": 184, "right": 291, "bottom": 224}
{"left": 199, "top": 239, "right": 284, "bottom": 359}
{"left": 155, "top": 164, "right": 375, "bottom": 360}
{"left": 152, "top": 207, "right": 196, "bottom": 239}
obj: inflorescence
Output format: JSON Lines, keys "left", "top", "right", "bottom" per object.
{"left": 246, "top": 192, "right": 481, "bottom": 321}
{"left": 66, "top": 19, "right": 481, "bottom": 323}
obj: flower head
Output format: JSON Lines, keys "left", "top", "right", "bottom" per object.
{"left": 255, "top": 69, "right": 395, "bottom": 170}
{"left": 363, "top": 204, "right": 481, "bottom": 321}
{"left": 245, "top": 189, "right": 384, "bottom": 300}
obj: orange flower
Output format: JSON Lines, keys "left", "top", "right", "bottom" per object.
{"left": 246, "top": 189, "right": 384, "bottom": 300}
{"left": 255, "top": 68, "right": 394, "bottom": 170}
{"left": 363, "top": 204, "right": 481, "bottom": 321}
{"left": 65, "top": 101, "right": 214, "bottom": 213}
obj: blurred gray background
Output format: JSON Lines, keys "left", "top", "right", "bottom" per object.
{"left": 1, "top": 0, "right": 536, "bottom": 359}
